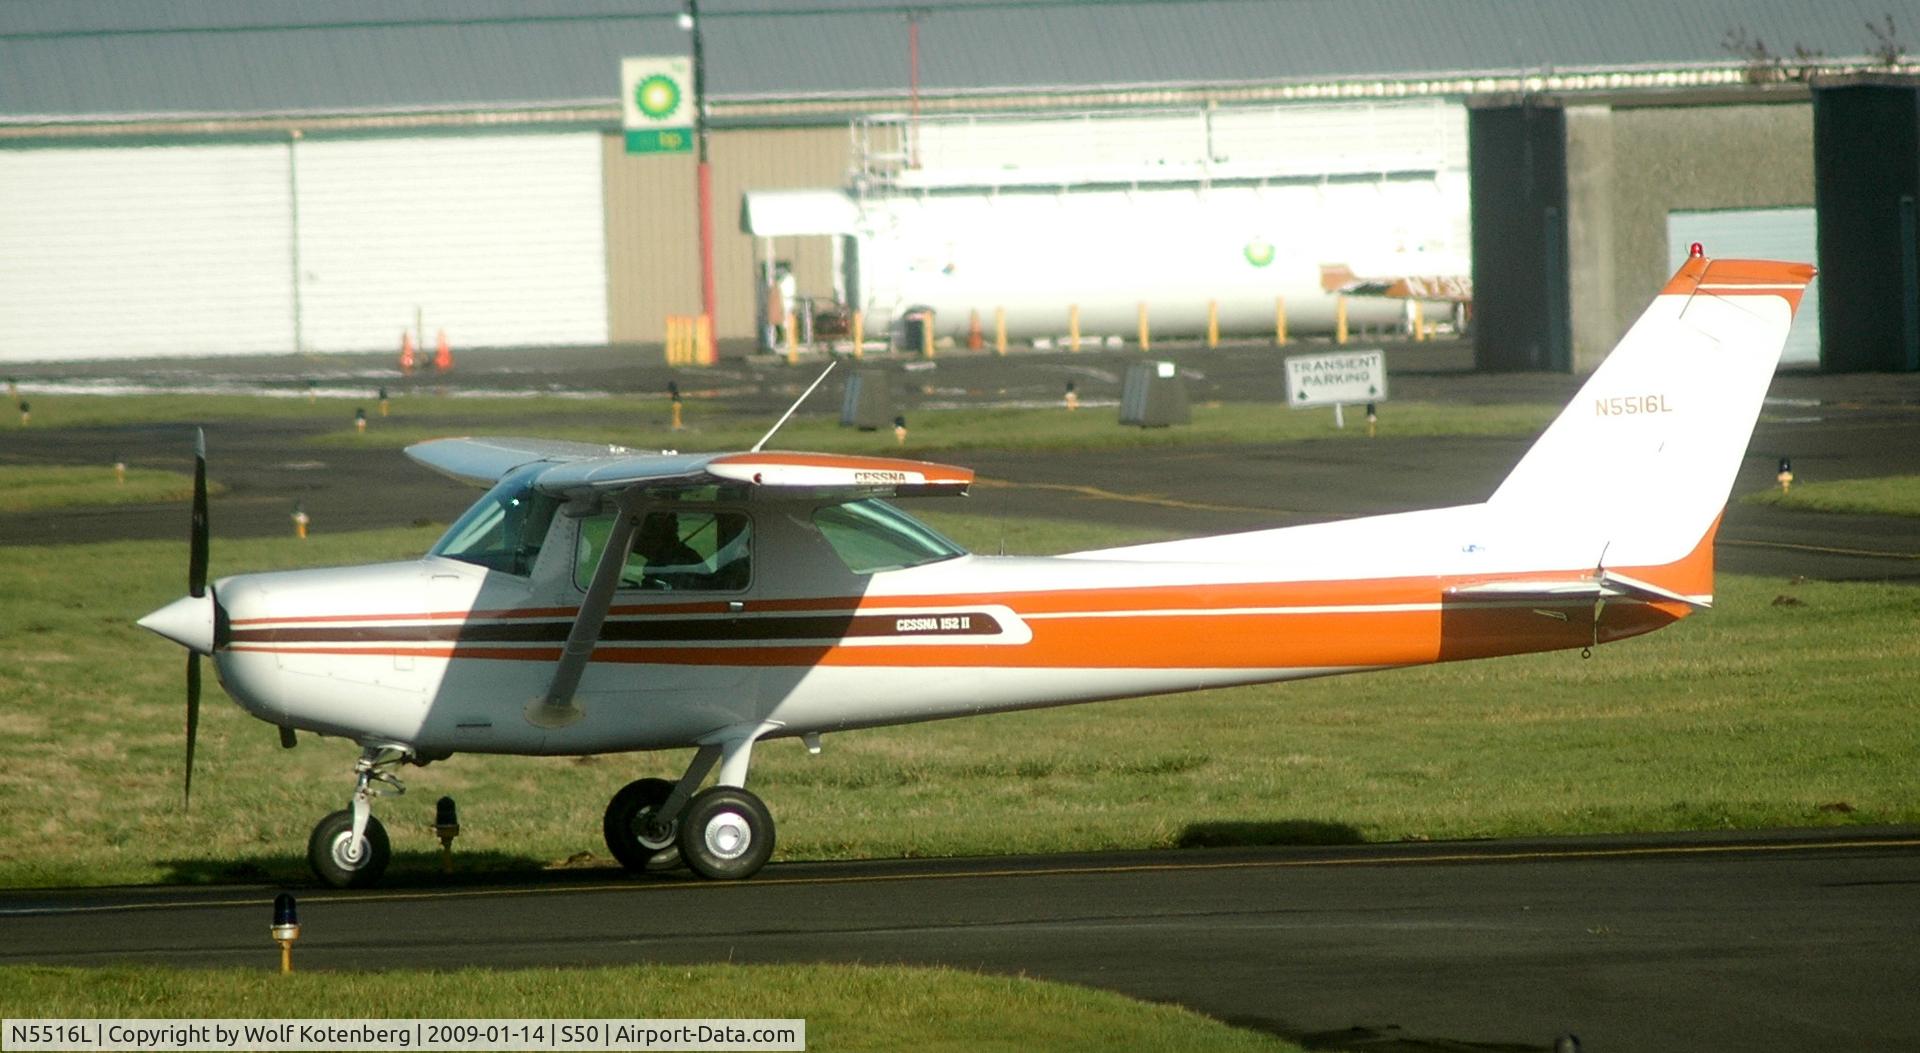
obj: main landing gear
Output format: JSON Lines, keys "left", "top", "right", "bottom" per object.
{"left": 603, "top": 726, "right": 777, "bottom": 882}
{"left": 307, "top": 745, "right": 408, "bottom": 889}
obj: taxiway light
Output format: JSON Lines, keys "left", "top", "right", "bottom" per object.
{"left": 1554, "top": 1035, "right": 1581, "bottom": 1053}
{"left": 271, "top": 893, "right": 300, "bottom": 974}
{"left": 114, "top": 454, "right": 126, "bottom": 485}
{"left": 1065, "top": 380, "right": 1079, "bottom": 411}
{"left": 669, "top": 381, "right": 684, "bottom": 431}
{"left": 1777, "top": 456, "right": 1793, "bottom": 494}
{"left": 1366, "top": 401, "right": 1378, "bottom": 438}
{"left": 292, "top": 503, "right": 310, "bottom": 540}
{"left": 355, "top": 407, "right": 368, "bottom": 434}
{"left": 305, "top": 379, "right": 316, "bottom": 404}
{"left": 378, "top": 386, "right": 390, "bottom": 417}
{"left": 17, "top": 401, "right": 28, "bottom": 426}
{"left": 894, "top": 415, "right": 908, "bottom": 445}
{"left": 435, "top": 796, "right": 461, "bottom": 874}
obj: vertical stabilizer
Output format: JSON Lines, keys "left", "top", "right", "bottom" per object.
{"left": 1487, "top": 253, "right": 1814, "bottom": 578}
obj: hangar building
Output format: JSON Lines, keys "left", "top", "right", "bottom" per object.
{"left": 2, "top": 1, "right": 1916, "bottom": 370}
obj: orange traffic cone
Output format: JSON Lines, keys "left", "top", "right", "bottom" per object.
{"left": 434, "top": 330, "right": 453, "bottom": 373}
{"left": 399, "top": 332, "right": 416, "bottom": 375}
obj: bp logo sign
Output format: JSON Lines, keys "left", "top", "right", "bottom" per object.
{"left": 621, "top": 56, "right": 694, "bottom": 154}
{"left": 635, "top": 74, "right": 681, "bottom": 120}
{"left": 1244, "top": 238, "right": 1276, "bottom": 268}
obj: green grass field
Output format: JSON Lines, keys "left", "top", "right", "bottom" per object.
{"left": 0, "top": 964, "right": 1298, "bottom": 1053}
{"left": 1, "top": 512, "right": 1913, "bottom": 890}
{"left": 1742, "top": 474, "right": 1920, "bottom": 518}
{"left": 0, "top": 466, "right": 214, "bottom": 513}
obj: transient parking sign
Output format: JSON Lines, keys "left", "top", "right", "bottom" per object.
{"left": 1284, "top": 349, "right": 1387, "bottom": 408}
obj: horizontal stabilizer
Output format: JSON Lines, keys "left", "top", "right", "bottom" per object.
{"left": 1448, "top": 573, "right": 1709, "bottom": 609}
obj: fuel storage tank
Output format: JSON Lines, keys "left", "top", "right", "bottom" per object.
{"left": 848, "top": 176, "right": 1468, "bottom": 343}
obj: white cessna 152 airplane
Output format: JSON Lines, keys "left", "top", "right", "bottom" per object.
{"left": 140, "top": 250, "right": 1811, "bottom": 888}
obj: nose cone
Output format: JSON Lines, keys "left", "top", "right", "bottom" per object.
{"left": 138, "top": 592, "right": 217, "bottom": 654}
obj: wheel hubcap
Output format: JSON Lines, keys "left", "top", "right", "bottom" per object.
{"left": 636, "top": 810, "right": 675, "bottom": 851}
{"left": 329, "top": 832, "right": 366, "bottom": 870}
{"left": 702, "top": 810, "right": 751, "bottom": 860}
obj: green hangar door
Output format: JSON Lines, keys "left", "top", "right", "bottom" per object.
{"left": 0, "top": 133, "right": 607, "bottom": 361}
{"left": 1667, "top": 207, "right": 1821, "bottom": 368}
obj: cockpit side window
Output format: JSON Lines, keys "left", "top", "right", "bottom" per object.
{"left": 429, "top": 468, "right": 561, "bottom": 577}
{"left": 812, "top": 498, "right": 965, "bottom": 574}
{"left": 575, "top": 510, "right": 752, "bottom": 592}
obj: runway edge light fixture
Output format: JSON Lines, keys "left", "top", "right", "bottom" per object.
{"left": 271, "top": 892, "right": 300, "bottom": 974}
{"left": 435, "top": 796, "right": 461, "bottom": 874}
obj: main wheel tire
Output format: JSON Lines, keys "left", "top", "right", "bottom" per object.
{"left": 603, "top": 777, "right": 684, "bottom": 873}
{"left": 677, "top": 786, "right": 775, "bottom": 881}
{"left": 307, "top": 809, "right": 390, "bottom": 889}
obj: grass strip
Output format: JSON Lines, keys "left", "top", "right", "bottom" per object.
{"left": 0, "top": 466, "right": 217, "bottom": 513}
{"left": 1740, "top": 474, "right": 1920, "bottom": 518}
{"left": 0, "top": 964, "right": 1297, "bottom": 1053}
{"left": 1, "top": 518, "right": 1913, "bottom": 889}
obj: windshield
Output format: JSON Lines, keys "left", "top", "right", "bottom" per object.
{"left": 813, "top": 498, "right": 966, "bottom": 574}
{"left": 430, "top": 468, "right": 561, "bottom": 576}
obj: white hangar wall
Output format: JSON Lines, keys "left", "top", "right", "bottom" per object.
{"left": 0, "top": 132, "right": 608, "bottom": 362}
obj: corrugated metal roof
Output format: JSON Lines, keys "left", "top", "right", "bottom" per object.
{"left": 3, "top": 0, "right": 1917, "bottom": 123}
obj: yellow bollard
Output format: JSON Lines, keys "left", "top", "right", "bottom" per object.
{"left": 1069, "top": 304, "right": 1080, "bottom": 352}
{"left": 1137, "top": 302, "right": 1151, "bottom": 352}
{"left": 994, "top": 307, "right": 1007, "bottom": 356}
{"left": 851, "top": 310, "right": 864, "bottom": 359}
{"left": 1335, "top": 295, "right": 1349, "bottom": 345}
{"left": 1207, "top": 299, "right": 1219, "bottom": 349}
{"left": 114, "top": 460, "right": 126, "bottom": 485}
{"left": 1275, "top": 296, "right": 1288, "bottom": 346}
{"left": 292, "top": 504, "right": 309, "bottom": 539}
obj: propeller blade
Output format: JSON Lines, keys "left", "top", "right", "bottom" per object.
{"left": 188, "top": 428, "right": 209, "bottom": 598}
{"left": 184, "top": 652, "right": 201, "bottom": 809}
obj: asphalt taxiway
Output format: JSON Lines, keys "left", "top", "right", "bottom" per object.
{"left": 4, "top": 830, "right": 1918, "bottom": 1051}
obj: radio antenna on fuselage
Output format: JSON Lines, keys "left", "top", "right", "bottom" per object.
{"left": 751, "top": 360, "right": 838, "bottom": 452}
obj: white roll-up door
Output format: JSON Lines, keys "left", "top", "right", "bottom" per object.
{"left": 293, "top": 133, "right": 607, "bottom": 352}
{"left": 0, "top": 144, "right": 294, "bottom": 361}
{"left": 1668, "top": 208, "right": 1820, "bottom": 367}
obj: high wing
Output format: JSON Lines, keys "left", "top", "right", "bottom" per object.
{"left": 406, "top": 438, "right": 973, "bottom": 499}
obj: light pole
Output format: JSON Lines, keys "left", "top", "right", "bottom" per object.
{"left": 683, "top": 0, "right": 717, "bottom": 345}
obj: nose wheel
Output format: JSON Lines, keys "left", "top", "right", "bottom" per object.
{"left": 307, "top": 810, "right": 391, "bottom": 888}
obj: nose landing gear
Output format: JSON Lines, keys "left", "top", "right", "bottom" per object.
{"left": 307, "top": 745, "right": 409, "bottom": 889}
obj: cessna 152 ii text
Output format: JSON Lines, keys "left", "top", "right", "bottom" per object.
{"left": 139, "top": 250, "right": 1812, "bottom": 888}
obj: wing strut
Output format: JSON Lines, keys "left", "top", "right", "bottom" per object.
{"left": 526, "top": 489, "right": 642, "bottom": 729}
